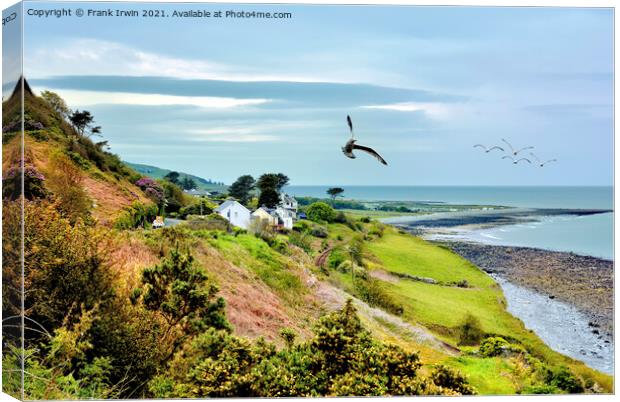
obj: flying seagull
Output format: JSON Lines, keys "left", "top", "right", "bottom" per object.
{"left": 502, "top": 155, "right": 531, "bottom": 165}
{"left": 529, "top": 153, "right": 557, "bottom": 167}
{"left": 502, "top": 138, "right": 534, "bottom": 156}
{"left": 474, "top": 144, "right": 504, "bottom": 153}
{"left": 342, "top": 115, "right": 388, "bottom": 166}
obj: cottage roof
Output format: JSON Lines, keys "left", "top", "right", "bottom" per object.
{"left": 215, "top": 199, "right": 238, "bottom": 212}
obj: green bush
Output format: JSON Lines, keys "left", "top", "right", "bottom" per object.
{"left": 114, "top": 201, "right": 159, "bottom": 230}
{"left": 328, "top": 248, "right": 347, "bottom": 269}
{"left": 457, "top": 314, "right": 485, "bottom": 346}
{"left": 310, "top": 226, "right": 329, "bottom": 238}
{"left": 354, "top": 278, "right": 403, "bottom": 316}
{"left": 333, "top": 211, "right": 348, "bottom": 223}
{"left": 288, "top": 231, "right": 312, "bottom": 253}
{"left": 548, "top": 366, "right": 585, "bottom": 394}
{"left": 306, "top": 202, "right": 336, "bottom": 223}
{"left": 522, "top": 385, "right": 559, "bottom": 394}
{"left": 479, "top": 337, "right": 510, "bottom": 357}
{"left": 186, "top": 214, "right": 231, "bottom": 232}
{"left": 429, "top": 365, "right": 476, "bottom": 395}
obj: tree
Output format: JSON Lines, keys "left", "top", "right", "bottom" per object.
{"left": 306, "top": 202, "right": 336, "bottom": 223}
{"left": 69, "top": 110, "right": 101, "bottom": 138}
{"left": 256, "top": 173, "right": 289, "bottom": 192}
{"left": 327, "top": 187, "right": 344, "bottom": 202}
{"left": 164, "top": 171, "right": 180, "bottom": 185}
{"left": 131, "top": 247, "right": 230, "bottom": 360}
{"left": 180, "top": 177, "right": 197, "bottom": 190}
{"left": 258, "top": 188, "right": 280, "bottom": 209}
{"left": 228, "top": 175, "right": 255, "bottom": 204}
{"left": 41, "top": 90, "right": 70, "bottom": 119}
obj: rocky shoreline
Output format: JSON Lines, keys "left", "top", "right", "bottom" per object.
{"left": 437, "top": 240, "right": 613, "bottom": 340}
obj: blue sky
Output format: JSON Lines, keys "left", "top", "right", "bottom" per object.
{"left": 19, "top": 2, "right": 613, "bottom": 185}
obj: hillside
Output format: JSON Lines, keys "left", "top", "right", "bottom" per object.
{"left": 2, "top": 78, "right": 153, "bottom": 225}
{"left": 125, "top": 161, "right": 228, "bottom": 192}
{"left": 1, "top": 83, "right": 612, "bottom": 399}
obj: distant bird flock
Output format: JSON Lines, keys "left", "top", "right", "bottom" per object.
{"left": 474, "top": 138, "right": 557, "bottom": 168}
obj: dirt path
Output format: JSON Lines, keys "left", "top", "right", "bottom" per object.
{"left": 311, "top": 275, "right": 458, "bottom": 355}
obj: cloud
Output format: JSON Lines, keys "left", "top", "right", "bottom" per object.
{"left": 36, "top": 88, "right": 270, "bottom": 109}
{"left": 361, "top": 102, "right": 456, "bottom": 119}
{"left": 26, "top": 38, "right": 336, "bottom": 83}
{"left": 31, "top": 75, "right": 462, "bottom": 109}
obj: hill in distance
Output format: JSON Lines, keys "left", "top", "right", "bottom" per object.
{"left": 124, "top": 161, "right": 228, "bottom": 192}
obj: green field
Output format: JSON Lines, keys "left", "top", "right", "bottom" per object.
{"left": 362, "top": 227, "right": 612, "bottom": 393}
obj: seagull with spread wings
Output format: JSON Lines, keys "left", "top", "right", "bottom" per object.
{"left": 474, "top": 144, "right": 505, "bottom": 153}
{"left": 342, "top": 115, "right": 388, "bottom": 166}
{"left": 502, "top": 138, "right": 534, "bottom": 156}
{"left": 502, "top": 155, "right": 531, "bottom": 165}
{"left": 529, "top": 153, "right": 557, "bottom": 167}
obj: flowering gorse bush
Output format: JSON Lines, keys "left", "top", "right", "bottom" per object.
{"left": 135, "top": 177, "right": 164, "bottom": 204}
{"left": 2, "top": 164, "right": 47, "bottom": 200}
{"left": 2, "top": 119, "right": 45, "bottom": 133}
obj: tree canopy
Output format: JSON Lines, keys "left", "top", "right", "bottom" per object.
{"left": 228, "top": 175, "right": 255, "bottom": 205}
{"left": 327, "top": 187, "right": 345, "bottom": 200}
{"left": 164, "top": 171, "right": 181, "bottom": 185}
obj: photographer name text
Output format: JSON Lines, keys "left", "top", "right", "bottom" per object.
{"left": 26, "top": 8, "right": 292, "bottom": 20}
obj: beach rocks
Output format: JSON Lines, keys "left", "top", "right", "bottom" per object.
{"left": 437, "top": 240, "right": 614, "bottom": 340}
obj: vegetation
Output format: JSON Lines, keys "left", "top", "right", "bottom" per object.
{"left": 228, "top": 174, "right": 255, "bottom": 205}
{"left": 326, "top": 187, "right": 345, "bottom": 201}
{"left": 2, "top": 85, "right": 611, "bottom": 399}
{"left": 125, "top": 162, "right": 226, "bottom": 192}
{"left": 306, "top": 201, "right": 336, "bottom": 223}
{"left": 256, "top": 173, "right": 289, "bottom": 208}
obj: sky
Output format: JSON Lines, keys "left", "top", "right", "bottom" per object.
{"left": 15, "top": 1, "right": 614, "bottom": 185}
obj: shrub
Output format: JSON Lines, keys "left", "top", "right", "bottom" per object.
{"left": 548, "top": 366, "right": 585, "bottom": 394}
{"left": 133, "top": 247, "right": 230, "bottom": 335}
{"left": 333, "top": 211, "right": 348, "bottom": 224}
{"left": 186, "top": 214, "right": 231, "bottom": 232}
{"left": 522, "top": 385, "right": 558, "bottom": 394}
{"left": 178, "top": 199, "right": 216, "bottom": 218}
{"left": 47, "top": 152, "right": 92, "bottom": 222}
{"left": 114, "top": 201, "right": 159, "bottom": 230}
{"left": 292, "top": 220, "right": 311, "bottom": 232}
{"left": 135, "top": 177, "right": 164, "bottom": 205}
{"left": 354, "top": 278, "right": 403, "bottom": 316}
{"left": 360, "top": 216, "right": 371, "bottom": 223}
{"left": 306, "top": 202, "right": 336, "bottom": 223}
{"left": 457, "top": 314, "right": 485, "bottom": 346}
{"left": 288, "top": 231, "right": 312, "bottom": 253}
{"left": 310, "top": 226, "right": 329, "bottom": 238}
{"left": 19, "top": 200, "right": 115, "bottom": 333}
{"left": 328, "top": 248, "right": 347, "bottom": 269}
{"left": 2, "top": 164, "right": 47, "bottom": 200}
{"left": 429, "top": 365, "right": 476, "bottom": 395}
{"left": 479, "top": 337, "right": 510, "bottom": 357}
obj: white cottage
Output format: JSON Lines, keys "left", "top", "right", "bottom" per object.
{"left": 215, "top": 200, "right": 251, "bottom": 229}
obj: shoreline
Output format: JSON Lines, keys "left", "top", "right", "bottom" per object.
{"left": 435, "top": 240, "right": 613, "bottom": 339}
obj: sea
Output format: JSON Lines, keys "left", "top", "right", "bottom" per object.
{"left": 286, "top": 186, "right": 614, "bottom": 260}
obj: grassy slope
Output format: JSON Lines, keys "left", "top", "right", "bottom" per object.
{"left": 3, "top": 87, "right": 153, "bottom": 225}
{"left": 129, "top": 229, "right": 324, "bottom": 344}
{"left": 364, "top": 227, "right": 613, "bottom": 393}
{"left": 125, "top": 162, "right": 228, "bottom": 192}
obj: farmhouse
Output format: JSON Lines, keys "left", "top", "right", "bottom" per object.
{"left": 218, "top": 194, "right": 299, "bottom": 230}
{"left": 215, "top": 199, "right": 251, "bottom": 229}
{"left": 252, "top": 207, "right": 278, "bottom": 226}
